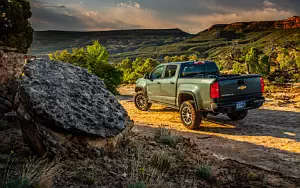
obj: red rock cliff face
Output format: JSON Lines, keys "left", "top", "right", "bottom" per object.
{"left": 274, "top": 16, "right": 300, "bottom": 29}
{"left": 207, "top": 16, "right": 300, "bottom": 32}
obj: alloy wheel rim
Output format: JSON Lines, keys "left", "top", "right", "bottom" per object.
{"left": 182, "top": 106, "right": 192, "bottom": 125}
{"left": 136, "top": 95, "right": 146, "bottom": 108}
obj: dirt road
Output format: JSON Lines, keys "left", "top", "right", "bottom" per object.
{"left": 118, "top": 86, "right": 300, "bottom": 178}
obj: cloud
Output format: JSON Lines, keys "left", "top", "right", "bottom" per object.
{"left": 118, "top": 1, "right": 141, "bottom": 8}
{"left": 30, "top": 0, "right": 298, "bottom": 33}
{"left": 264, "top": 0, "right": 275, "bottom": 7}
{"left": 31, "top": 3, "right": 172, "bottom": 31}
{"left": 181, "top": 5, "right": 295, "bottom": 33}
{"left": 31, "top": 3, "right": 66, "bottom": 8}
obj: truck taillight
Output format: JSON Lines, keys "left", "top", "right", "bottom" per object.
{"left": 260, "top": 78, "right": 265, "bottom": 93}
{"left": 210, "top": 82, "right": 220, "bottom": 99}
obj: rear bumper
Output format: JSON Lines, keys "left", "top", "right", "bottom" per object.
{"left": 211, "top": 97, "right": 265, "bottom": 113}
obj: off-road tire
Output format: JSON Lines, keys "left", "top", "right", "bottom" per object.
{"left": 134, "top": 91, "right": 152, "bottom": 111}
{"left": 227, "top": 110, "right": 248, "bottom": 121}
{"left": 180, "top": 101, "right": 202, "bottom": 130}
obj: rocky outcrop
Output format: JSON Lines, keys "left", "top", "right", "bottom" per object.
{"left": 274, "top": 16, "right": 300, "bottom": 29}
{"left": 0, "top": 47, "right": 25, "bottom": 85}
{"left": 15, "top": 59, "right": 132, "bottom": 156}
{"left": 207, "top": 16, "right": 300, "bottom": 33}
{"left": 0, "top": 47, "right": 24, "bottom": 119}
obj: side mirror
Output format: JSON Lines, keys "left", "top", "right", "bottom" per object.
{"left": 144, "top": 73, "right": 150, "bottom": 79}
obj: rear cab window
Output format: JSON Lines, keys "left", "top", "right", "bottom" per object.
{"left": 180, "top": 62, "right": 219, "bottom": 78}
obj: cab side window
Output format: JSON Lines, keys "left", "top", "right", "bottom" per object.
{"left": 164, "top": 65, "right": 177, "bottom": 79}
{"left": 150, "top": 66, "right": 164, "bottom": 80}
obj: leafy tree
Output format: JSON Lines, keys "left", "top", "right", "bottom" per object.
{"left": 0, "top": 0, "right": 33, "bottom": 53}
{"left": 232, "top": 62, "right": 247, "bottom": 74}
{"left": 49, "top": 41, "right": 122, "bottom": 94}
{"left": 258, "top": 55, "right": 271, "bottom": 77}
{"left": 164, "top": 54, "right": 199, "bottom": 63}
{"left": 118, "top": 58, "right": 159, "bottom": 84}
{"left": 188, "top": 54, "right": 199, "bottom": 61}
{"left": 245, "top": 48, "right": 259, "bottom": 74}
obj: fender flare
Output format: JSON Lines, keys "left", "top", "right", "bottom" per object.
{"left": 135, "top": 86, "right": 148, "bottom": 97}
{"left": 177, "top": 91, "right": 199, "bottom": 110}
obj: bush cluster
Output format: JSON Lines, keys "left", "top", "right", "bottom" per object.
{"left": 117, "top": 57, "right": 159, "bottom": 84}
{"left": 218, "top": 47, "right": 300, "bottom": 83}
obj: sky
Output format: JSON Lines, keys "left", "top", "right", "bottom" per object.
{"left": 30, "top": 0, "right": 300, "bottom": 33}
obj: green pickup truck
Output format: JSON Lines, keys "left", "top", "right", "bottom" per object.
{"left": 134, "top": 61, "right": 265, "bottom": 129}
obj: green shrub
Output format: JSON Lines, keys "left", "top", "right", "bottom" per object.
{"left": 118, "top": 58, "right": 159, "bottom": 84}
{"left": 154, "top": 127, "right": 182, "bottom": 146}
{"left": 232, "top": 62, "right": 247, "bottom": 74}
{"left": 5, "top": 178, "right": 30, "bottom": 188}
{"left": 275, "top": 76, "right": 285, "bottom": 83}
{"left": 49, "top": 41, "right": 122, "bottom": 94}
{"left": 195, "top": 165, "right": 212, "bottom": 180}
{"left": 258, "top": 55, "right": 271, "bottom": 77}
{"left": 129, "top": 181, "right": 146, "bottom": 188}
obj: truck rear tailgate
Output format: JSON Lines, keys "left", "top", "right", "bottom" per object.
{"left": 218, "top": 75, "right": 262, "bottom": 99}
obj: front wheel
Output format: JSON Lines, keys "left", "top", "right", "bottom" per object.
{"left": 180, "top": 101, "right": 202, "bottom": 130}
{"left": 227, "top": 110, "right": 248, "bottom": 121}
{"left": 134, "top": 91, "right": 152, "bottom": 111}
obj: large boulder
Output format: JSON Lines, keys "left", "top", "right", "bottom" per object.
{"left": 15, "top": 59, "right": 132, "bottom": 156}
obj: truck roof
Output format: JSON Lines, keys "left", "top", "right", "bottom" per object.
{"left": 161, "top": 60, "right": 216, "bottom": 66}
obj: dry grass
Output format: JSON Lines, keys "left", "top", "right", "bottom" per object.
{"left": 5, "top": 156, "right": 61, "bottom": 188}
{"left": 154, "top": 127, "right": 183, "bottom": 146}
{"left": 150, "top": 151, "right": 172, "bottom": 171}
{"left": 128, "top": 145, "right": 170, "bottom": 188}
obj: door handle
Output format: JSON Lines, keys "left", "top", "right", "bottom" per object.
{"left": 170, "top": 81, "right": 175, "bottom": 84}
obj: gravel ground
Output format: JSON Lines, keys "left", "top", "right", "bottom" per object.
{"left": 118, "top": 85, "right": 300, "bottom": 178}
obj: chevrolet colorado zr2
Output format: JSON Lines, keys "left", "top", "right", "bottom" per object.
{"left": 134, "top": 61, "right": 265, "bottom": 130}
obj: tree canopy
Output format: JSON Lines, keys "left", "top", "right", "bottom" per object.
{"left": 0, "top": 0, "right": 33, "bottom": 53}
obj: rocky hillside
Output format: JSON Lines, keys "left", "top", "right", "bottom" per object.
{"left": 151, "top": 16, "right": 300, "bottom": 60}
{"left": 207, "top": 16, "right": 300, "bottom": 32}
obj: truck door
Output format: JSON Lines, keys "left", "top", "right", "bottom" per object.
{"left": 147, "top": 65, "right": 164, "bottom": 102}
{"left": 161, "top": 65, "right": 178, "bottom": 105}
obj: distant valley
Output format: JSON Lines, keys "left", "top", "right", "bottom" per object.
{"left": 29, "top": 16, "right": 300, "bottom": 63}
{"left": 29, "top": 29, "right": 192, "bottom": 62}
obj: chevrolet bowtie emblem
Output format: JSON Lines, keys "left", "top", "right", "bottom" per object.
{"left": 238, "top": 86, "right": 247, "bottom": 90}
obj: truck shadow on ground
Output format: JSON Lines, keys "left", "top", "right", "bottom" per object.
{"left": 147, "top": 107, "right": 300, "bottom": 141}
{"left": 201, "top": 109, "right": 300, "bottom": 141}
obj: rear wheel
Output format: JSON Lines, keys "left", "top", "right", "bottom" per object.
{"left": 180, "top": 101, "right": 202, "bottom": 130}
{"left": 134, "top": 91, "right": 152, "bottom": 111}
{"left": 227, "top": 110, "right": 248, "bottom": 121}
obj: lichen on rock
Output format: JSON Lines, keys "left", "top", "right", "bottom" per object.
{"left": 15, "top": 59, "right": 132, "bottom": 156}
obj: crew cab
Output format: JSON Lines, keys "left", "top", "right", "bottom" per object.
{"left": 134, "top": 61, "right": 265, "bottom": 129}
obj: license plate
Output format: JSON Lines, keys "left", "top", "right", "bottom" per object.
{"left": 236, "top": 101, "right": 246, "bottom": 110}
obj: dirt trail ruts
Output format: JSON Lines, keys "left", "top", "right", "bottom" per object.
{"left": 117, "top": 85, "right": 300, "bottom": 178}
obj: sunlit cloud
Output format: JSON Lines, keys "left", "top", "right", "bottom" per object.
{"left": 30, "top": 0, "right": 298, "bottom": 33}
{"left": 118, "top": 1, "right": 141, "bottom": 9}
{"left": 31, "top": 3, "right": 66, "bottom": 8}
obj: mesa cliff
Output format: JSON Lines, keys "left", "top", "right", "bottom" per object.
{"left": 208, "top": 16, "right": 300, "bottom": 32}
